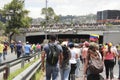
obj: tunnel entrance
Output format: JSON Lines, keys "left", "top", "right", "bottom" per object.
{"left": 26, "top": 34, "right": 103, "bottom": 44}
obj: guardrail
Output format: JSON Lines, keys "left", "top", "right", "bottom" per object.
{"left": 0, "top": 52, "right": 40, "bottom": 80}
{"left": 13, "top": 59, "right": 41, "bottom": 80}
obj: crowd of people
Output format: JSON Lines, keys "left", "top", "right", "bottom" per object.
{"left": 0, "top": 34, "right": 120, "bottom": 80}
{"left": 0, "top": 40, "right": 42, "bottom": 64}
{"left": 41, "top": 34, "right": 120, "bottom": 80}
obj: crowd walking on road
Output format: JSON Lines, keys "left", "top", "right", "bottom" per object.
{"left": 1, "top": 34, "right": 120, "bottom": 80}
{"left": 0, "top": 40, "right": 43, "bottom": 64}
{"left": 40, "top": 34, "right": 120, "bottom": 80}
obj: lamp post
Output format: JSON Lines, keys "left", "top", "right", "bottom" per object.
{"left": 45, "top": 0, "right": 48, "bottom": 40}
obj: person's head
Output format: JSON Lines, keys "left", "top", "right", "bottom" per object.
{"left": 84, "top": 41, "right": 89, "bottom": 47}
{"left": 61, "top": 41, "right": 68, "bottom": 47}
{"left": 26, "top": 41, "right": 29, "bottom": 44}
{"left": 68, "top": 42, "right": 74, "bottom": 48}
{"left": 107, "top": 42, "right": 112, "bottom": 52}
{"left": 107, "top": 42, "right": 112, "bottom": 47}
{"left": 49, "top": 34, "right": 56, "bottom": 42}
{"left": 89, "top": 42, "right": 99, "bottom": 50}
{"left": 18, "top": 40, "right": 21, "bottom": 44}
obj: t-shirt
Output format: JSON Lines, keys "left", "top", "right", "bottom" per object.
{"left": 0, "top": 44, "right": 4, "bottom": 53}
{"left": 24, "top": 44, "right": 31, "bottom": 53}
{"left": 3, "top": 44, "right": 7, "bottom": 51}
{"left": 105, "top": 51, "right": 115, "bottom": 60}
{"left": 69, "top": 49, "right": 77, "bottom": 64}
{"left": 43, "top": 43, "right": 63, "bottom": 65}
{"left": 16, "top": 43, "right": 22, "bottom": 52}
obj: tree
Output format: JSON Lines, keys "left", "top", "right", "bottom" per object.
{"left": 54, "top": 15, "right": 60, "bottom": 24}
{"left": 2, "top": 0, "right": 32, "bottom": 43}
{"left": 0, "top": 21, "right": 5, "bottom": 30}
{"left": 41, "top": 7, "right": 60, "bottom": 25}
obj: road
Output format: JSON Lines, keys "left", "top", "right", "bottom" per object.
{"left": 1, "top": 50, "right": 17, "bottom": 63}
{"left": 42, "top": 62, "right": 119, "bottom": 80}
{"left": 77, "top": 63, "right": 119, "bottom": 80}
{"left": 1, "top": 51, "right": 119, "bottom": 80}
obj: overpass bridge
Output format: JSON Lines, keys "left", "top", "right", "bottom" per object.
{"left": 14, "top": 25, "right": 120, "bottom": 44}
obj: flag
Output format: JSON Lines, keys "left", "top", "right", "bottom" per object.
{"left": 89, "top": 34, "right": 99, "bottom": 42}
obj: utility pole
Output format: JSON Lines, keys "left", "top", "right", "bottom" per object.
{"left": 45, "top": 0, "right": 48, "bottom": 39}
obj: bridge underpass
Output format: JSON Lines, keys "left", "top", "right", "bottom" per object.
{"left": 26, "top": 34, "right": 103, "bottom": 44}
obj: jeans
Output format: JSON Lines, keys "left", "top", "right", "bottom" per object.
{"left": 11, "top": 48, "right": 14, "bottom": 53}
{"left": 60, "top": 66, "right": 71, "bottom": 80}
{"left": 69, "top": 64, "right": 77, "bottom": 80}
{"left": 17, "top": 51, "right": 21, "bottom": 58}
{"left": 3, "top": 51, "right": 7, "bottom": 60}
{"left": 25, "top": 53, "right": 30, "bottom": 62}
{"left": 75, "top": 58, "right": 80, "bottom": 77}
{"left": 0, "top": 53, "right": 2, "bottom": 63}
{"left": 46, "top": 63, "right": 59, "bottom": 80}
{"left": 104, "top": 60, "right": 114, "bottom": 79}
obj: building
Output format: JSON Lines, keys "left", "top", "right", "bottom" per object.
{"left": 0, "top": 14, "right": 6, "bottom": 23}
{"left": 97, "top": 10, "right": 120, "bottom": 24}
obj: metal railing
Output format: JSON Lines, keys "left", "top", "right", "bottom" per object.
{"left": 13, "top": 59, "right": 41, "bottom": 80}
{"left": 0, "top": 52, "right": 41, "bottom": 80}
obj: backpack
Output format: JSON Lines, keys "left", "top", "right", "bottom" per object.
{"left": 46, "top": 44, "right": 59, "bottom": 66}
{"left": 88, "top": 50, "right": 103, "bottom": 74}
{"left": 61, "top": 45, "right": 70, "bottom": 68}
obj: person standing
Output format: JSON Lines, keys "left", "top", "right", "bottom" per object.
{"left": 74, "top": 43, "right": 81, "bottom": 78}
{"left": 32, "top": 44, "right": 36, "bottom": 54}
{"left": 68, "top": 42, "right": 78, "bottom": 80}
{"left": 41, "top": 34, "right": 63, "bottom": 80}
{"left": 10, "top": 42, "right": 14, "bottom": 53}
{"left": 36, "top": 43, "right": 41, "bottom": 57}
{"left": 0, "top": 41, "right": 4, "bottom": 63}
{"left": 3, "top": 42, "right": 8, "bottom": 60}
{"left": 81, "top": 41, "right": 89, "bottom": 64}
{"left": 83, "top": 42, "right": 104, "bottom": 80}
{"left": 23, "top": 42, "right": 31, "bottom": 62}
{"left": 60, "top": 42, "right": 71, "bottom": 80}
{"left": 16, "top": 41, "right": 23, "bottom": 58}
{"left": 103, "top": 42, "right": 116, "bottom": 80}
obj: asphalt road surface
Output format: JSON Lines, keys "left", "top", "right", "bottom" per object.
{"left": 1, "top": 51, "right": 119, "bottom": 80}
{"left": 1, "top": 50, "right": 17, "bottom": 63}
{"left": 43, "top": 62, "right": 119, "bottom": 80}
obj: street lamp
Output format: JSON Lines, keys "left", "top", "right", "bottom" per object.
{"left": 45, "top": 0, "right": 48, "bottom": 39}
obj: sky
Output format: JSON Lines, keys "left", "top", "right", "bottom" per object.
{"left": 0, "top": 0, "right": 120, "bottom": 18}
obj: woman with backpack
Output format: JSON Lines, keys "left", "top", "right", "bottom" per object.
{"left": 83, "top": 42, "right": 104, "bottom": 80}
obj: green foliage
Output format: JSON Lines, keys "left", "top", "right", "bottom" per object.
{"left": 31, "top": 69, "right": 44, "bottom": 80}
{"left": 41, "top": 7, "right": 60, "bottom": 25}
{"left": 0, "top": 21, "right": 6, "bottom": 30}
{"left": 8, "top": 58, "right": 39, "bottom": 80}
{"left": 106, "top": 23, "right": 113, "bottom": 26}
{"left": 1, "top": 0, "right": 31, "bottom": 43}
{"left": 54, "top": 15, "right": 60, "bottom": 23}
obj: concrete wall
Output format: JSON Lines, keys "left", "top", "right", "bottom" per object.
{"left": 103, "top": 31, "right": 120, "bottom": 45}
{"left": 14, "top": 34, "right": 26, "bottom": 43}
